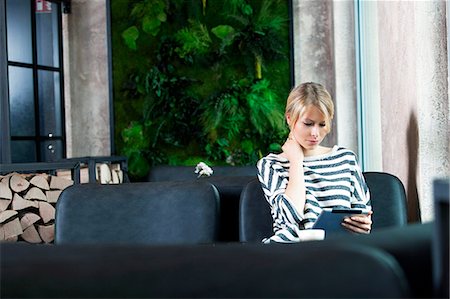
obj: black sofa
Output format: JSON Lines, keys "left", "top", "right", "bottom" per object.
{"left": 1, "top": 235, "right": 415, "bottom": 298}
{"left": 0, "top": 169, "right": 444, "bottom": 298}
{"left": 1, "top": 223, "right": 432, "bottom": 298}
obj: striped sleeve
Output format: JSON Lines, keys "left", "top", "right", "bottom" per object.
{"left": 257, "top": 156, "right": 305, "bottom": 243}
{"left": 349, "top": 153, "right": 371, "bottom": 211}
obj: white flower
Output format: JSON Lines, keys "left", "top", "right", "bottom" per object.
{"left": 194, "top": 162, "right": 213, "bottom": 178}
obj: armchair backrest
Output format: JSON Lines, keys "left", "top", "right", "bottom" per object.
{"left": 239, "top": 178, "right": 272, "bottom": 242}
{"left": 55, "top": 181, "right": 219, "bottom": 245}
{"left": 363, "top": 172, "right": 408, "bottom": 230}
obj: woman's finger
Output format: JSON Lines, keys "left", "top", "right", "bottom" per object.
{"left": 342, "top": 222, "right": 371, "bottom": 234}
{"left": 342, "top": 218, "right": 371, "bottom": 234}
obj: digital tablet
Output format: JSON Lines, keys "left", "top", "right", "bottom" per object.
{"left": 312, "top": 209, "right": 369, "bottom": 235}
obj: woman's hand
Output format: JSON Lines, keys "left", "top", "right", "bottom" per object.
{"left": 281, "top": 133, "right": 304, "bottom": 162}
{"left": 341, "top": 211, "right": 373, "bottom": 234}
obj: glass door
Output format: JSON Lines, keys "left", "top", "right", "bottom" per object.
{"left": 4, "top": 0, "right": 65, "bottom": 163}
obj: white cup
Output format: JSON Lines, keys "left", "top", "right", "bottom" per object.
{"left": 298, "top": 229, "right": 325, "bottom": 241}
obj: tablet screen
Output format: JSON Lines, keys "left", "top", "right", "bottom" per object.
{"left": 312, "top": 209, "right": 367, "bottom": 235}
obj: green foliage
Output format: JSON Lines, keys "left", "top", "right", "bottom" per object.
{"left": 121, "top": 122, "right": 150, "bottom": 178}
{"left": 200, "top": 79, "right": 287, "bottom": 165}
{"left": 122, "top": 26, "right": 139, "bottom": 50}
{"left": 128, "top": 0, "right": 167, "bottom": 37}
{"left": 175, "top": 20, "right": 212, "bottom": 58}
{"left": 211, "top": 25, "right": 236, "bottom": 52}
{"left": 111, "top": 0, "right": 291, "bottom": 179}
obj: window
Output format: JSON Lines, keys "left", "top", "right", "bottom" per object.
{"left": 1, "top": 0, "right": 65, "bottom": 163}
{"left": 354, "top": 0, "right": 382, "bottom": 171}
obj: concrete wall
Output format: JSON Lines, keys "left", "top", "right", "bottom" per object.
{"left": 63, "top": 0, "right": 110, "bottom": 158}
{"left": 293, "top": 0, "right": 338, "bottom": 148}
{"left": 377, "top": 0, "right": 449, "bottom": 222}
{"left": 293, "top": 0, "right": 358, "bottom": 153}
{"left": 377, "top": 1, "right": 421, "bottom": 221}
{"left": 413, "top": 1, "right": 449, "bottom": 222}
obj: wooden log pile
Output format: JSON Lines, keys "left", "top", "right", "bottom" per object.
{"left": 0, "top": 173, "right": 73, "bottom": 244}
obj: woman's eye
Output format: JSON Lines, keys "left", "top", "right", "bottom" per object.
{"left": 303, "top": 122, "right": 313, "bottom": 126}
{"left": 320, "top": 123, "right": 326, "bottom": 127}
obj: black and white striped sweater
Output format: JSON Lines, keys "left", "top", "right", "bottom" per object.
{"left": 257, "top": 145, "right": 371, "bottom": 243}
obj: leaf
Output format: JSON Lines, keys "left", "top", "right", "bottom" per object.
{"left": 128, "top": 151, "right": 150, "bottom": 178}
{"left": 122, "top": 122, "right": 148, "bottom": 150}
{"left": 217, "top": 138, "right": 229, "bottom": 147}
{"left": 157, "top": 12, "right": 167, "bottom": 22}
{"left": 142, "top": 16, "right": 161, "bottom": 36}
{"left": 246, "top": 80, "right": 285, "bottom": 134}
{"left": 241, "top": 140, "right": 254, "bottom": 155}
{"left": 241, "top": 4, "right": 253, "bottom": 15}
{"left": 175, "top": 21, "right": 211, "bottom": 58}
{"left": 269, "top": 143, "right": 281, "bottom": 152}
{"left": 211, "top": 25, "right": 235, "bottom": 40}
{"left": 122, "top": 26, "right": 139, "bottom": 50}
{"left": 212, "top": 25, "right": 236, "bottom": 48}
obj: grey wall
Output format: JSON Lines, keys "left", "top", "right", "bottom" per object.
{"left": 63, "top": 0, "right": 110, "bottom": 158}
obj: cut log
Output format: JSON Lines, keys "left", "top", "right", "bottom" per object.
{"left": 0, "top": 182, "right": 12, "bottom": 200}
{"left": 111, "top": 168, "right": 119, "bottom": 184}
{"left": 30, "top": 175, "right": 50, "bottom": 190}
{"left": 55, "top": 169, "right": 72, "bottom": 181}
{"left": 45, "top": 190, "right": 62, "bottom": 203}
{"left": 98, "top": 163, "right": 112, "bottom": 184}
{"left": 38, "top": 224, "right": 54, "bottom": 243}
{"left": 110, "top": 164, "right": 123, "bottom": 183}
{"left": 117, "top": 170, "right": 123, "bottom": 183}
{"left": 10, "top": 174, "right": 30, "bottom": 193}
{"left": 50, "top": 175, "right": 73, "bottom": 190}
{"left": 24, "top": 187, "right": 47, "bottom": 201}
{"left": 0, "top": 199, "right": 12, "bottom": 212}
{"left": 2, "top": 218, "right": 23, "bottom": 239}
{"left": 80, "top": 167, "right": 89, "bottom": 184}
{"left": 12, "top": 193, "right": 39, "bottom": 210}
{"left": 21, "top": 225, "right": 42, "bottom": 243}
{"left": 39, "top": 201, "right": 55, "bottom": 223}
{"left": 20, "top": 213, "right": 41, "bottom": 230}
{"left": 0, "top": 210, "right": 18, "bottom": 223}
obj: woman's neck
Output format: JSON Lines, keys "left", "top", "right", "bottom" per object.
{"left": 303, "top": 145, "right": 332, "bottom": 157}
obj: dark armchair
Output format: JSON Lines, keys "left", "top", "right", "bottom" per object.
{"left": 239, "top": 172, "right": 409, "bottom": 243}
{"left": 55, "top": 180, "right": 219, "bottom": 245}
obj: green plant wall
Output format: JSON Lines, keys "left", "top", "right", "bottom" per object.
{"left": 111, "top": 0, "right": 292, "bottom": 179}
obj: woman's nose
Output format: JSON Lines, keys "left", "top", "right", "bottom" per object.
{"left": 311, "top": 126, "right": 319, "bottom": 137}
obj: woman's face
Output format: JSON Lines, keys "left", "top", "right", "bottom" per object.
{"left": 287, "top": 105, "right": 329, "bottom": 152}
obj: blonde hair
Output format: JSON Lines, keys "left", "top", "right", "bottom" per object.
{"left": 285, "top": 82, "right": 334, "bottom": 132}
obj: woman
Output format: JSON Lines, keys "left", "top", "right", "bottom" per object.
{"left": 257, "top": 82, "right": 372, "bottom": 243}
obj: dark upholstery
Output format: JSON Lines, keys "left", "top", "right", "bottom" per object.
{"left": 146, "top": 165, "right": 257, "bottom": 242}
{"left": 239, "top": 172, "right": 409, "bottom": 242}
{"left": 327, "top": 222, "right": 433, "bottom": 298}
{"left": 363, "top": 172, "right": 408, "bottom": 229}
{"left": 55, "top": 181, "right": 219, "bottom": 245}
{"left": 203, "top": 176, "right": 256, "bottom": 241}
{"left": 239, "top": 178, "right": 272, "bottom": 242}
{"left": 1, "top": 242, "right": 410, "bottom": 298}
{"left": 432, "top": 178, "right": 449, "bottom": 298}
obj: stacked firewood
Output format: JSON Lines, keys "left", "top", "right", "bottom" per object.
{"left": 0, "top": 173, "right": 73, "bottom": 244}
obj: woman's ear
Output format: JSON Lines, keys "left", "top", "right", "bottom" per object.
{"left": 285, "top": 113, "right": 292, "bottom": 129}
